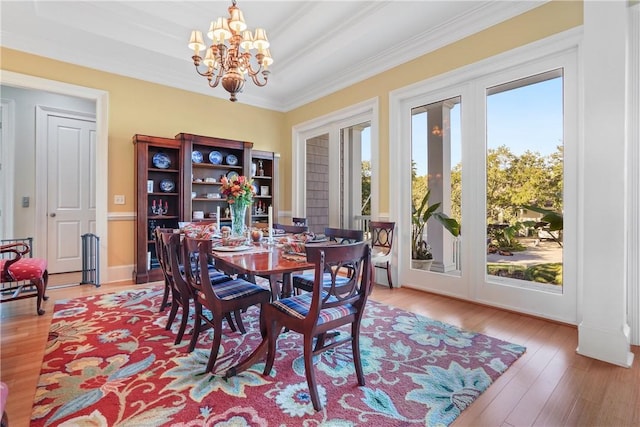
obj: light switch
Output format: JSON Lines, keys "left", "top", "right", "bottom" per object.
{"left": 114, "top": 195, "right": 125, "bottom": 205}
{"left": 22, "top": 196, "right": 30, "bottom": 207}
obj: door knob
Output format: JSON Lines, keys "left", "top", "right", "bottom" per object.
{"left": 50, "top": 213, "right": 56, "bottom": 217}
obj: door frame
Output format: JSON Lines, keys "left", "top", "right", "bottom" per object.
{"left": 0, "top": 98, "right": 16, "bottom": 240}
{"left": 1, "top": 70, "right": 109, "bottom": 282}
{"left": 36, "top": 106, "right": 96, "bottom": 272}
{"left": 292, "top": 98, "right": 379, "bottom": 223}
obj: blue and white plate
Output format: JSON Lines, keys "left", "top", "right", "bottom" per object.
{"left": 226, "top": 154, "right": 238, "bottom": 166}
{"left": 152, "top": 152, "right": 171, "bottom": 169}
{"left": 209, "top": 151, "right": 223, "bottom": 165}
{"left": 159, "top": 179, "right": 175, "bottom": 192}
{"left": 192, "top": 150, "right": 203, "bottom": 163}
{"left": 251, "top": 183, "right": 259, "bottom": 195}
{"left": 226, "top": 171, "right": 240, "bottom": 182}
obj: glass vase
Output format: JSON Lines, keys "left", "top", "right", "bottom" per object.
{"left": 229, "top": 201, "right": 248, "bottom": 237}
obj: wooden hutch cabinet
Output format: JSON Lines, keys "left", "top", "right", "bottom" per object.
{"left": 133, "top": 132, "right": 278, "bottom": 283}
{"left": 132, "top": 134, "right": 183, "bottom": 284}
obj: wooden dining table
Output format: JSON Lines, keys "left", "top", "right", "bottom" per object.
{"left": 210, "top": 241, "right": 314, "bottom": 377}
{"left": 211, "top": 242, "right": 313, "bottom": 299}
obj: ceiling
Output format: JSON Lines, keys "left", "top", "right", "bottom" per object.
{"left": 0, "top": 1, "right": 543, "bottom": 112}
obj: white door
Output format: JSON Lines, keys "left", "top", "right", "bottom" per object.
{"left": 46, "top": 115, "right": 96, "bottom": 273}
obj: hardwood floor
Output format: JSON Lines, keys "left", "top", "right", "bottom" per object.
{"left": 1, "top": 281, "right": 638, "bottom": 426}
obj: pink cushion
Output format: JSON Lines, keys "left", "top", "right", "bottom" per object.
{"left": 0, "top": 257, "right": 47, "bottom": 282}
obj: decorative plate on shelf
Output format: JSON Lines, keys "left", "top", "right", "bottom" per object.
{"left": 251, "top": 183, "right": 259, "bottom": 195}
{"left": 225, "top": 154, "right": 238, "bottom": 166}
{"left": 152, "top": 152, "right": 171, "bottom": 169}
{"left": 192, "top": 150, "right": 203, "bottom": 163}
{"left": 159, "top": 179, "right": 175, "bottom": 192}
{"left": 226, "top": 171, "right": 240, "bottom": 182}
{"left": 209, "top": 151, "right": 223, "bottom": 165}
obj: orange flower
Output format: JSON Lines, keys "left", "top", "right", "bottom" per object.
{"left": 219, "top": 175, "right": 254, "bottom": 206}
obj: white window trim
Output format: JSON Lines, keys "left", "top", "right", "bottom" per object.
{"left": 292, "top": 98, "right": 380, "bottom": 222}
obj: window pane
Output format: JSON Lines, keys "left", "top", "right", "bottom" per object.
{"left": 485, "top": 70, "right": 564, "bottom": 291}
{"left": 411, "top": 96, "right": 462, "bottom": 275}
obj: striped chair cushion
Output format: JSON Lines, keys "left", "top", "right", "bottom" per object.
{"left": 198, "top": 278, "right": 267, "bottom": 301}
{"left": 180, "top": 263, "right": 230, "bottom": 285}
{"left": 271, "top": 292, "right": 356, "bottom": 324}
{"left": 292, "top": 272, "right": 350, "bottom": 292}
{"left": 0, "top": 258, "right": 47, "bottom": 283}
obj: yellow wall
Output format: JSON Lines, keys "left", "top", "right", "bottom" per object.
{"left": 0, "top": 0, "right": 581, "bottom": 272}
{"left": 284, "top": 0, "right": 582, "bottom": 214}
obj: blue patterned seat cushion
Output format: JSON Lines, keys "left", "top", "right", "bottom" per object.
{"left": 198, "top": 278, "right": 267, "bottom": 301}
{"left": 270, "top": 292, "right": 356, "bottom": 324}
{"left": 292, "top": 272, "right": 350, "bottom": 292}
{"left": 180, "top": 263, "right": 230, "bottom": 285}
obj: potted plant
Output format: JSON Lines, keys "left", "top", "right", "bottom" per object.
{"left": 412, "top": 189, "right": 460, "bottom": 270}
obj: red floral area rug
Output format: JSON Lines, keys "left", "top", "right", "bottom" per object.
{"left": 31, "top": 287, "right": 525, "bottom": 426}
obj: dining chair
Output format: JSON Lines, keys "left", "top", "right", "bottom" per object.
{"left": 154, "top": 227, "right": 176, "bottom": 313}
{"left": 160, "top": 232, "right": 193, "bottom": 344}
{"left": 274, "top": 223, "right": 309, "bottom": 234}
{"left": 368, "top": 221, "right": 396, "bottom": 288}
{"left": 292, "top": 217, "right": 307, "bottom": 226}
{"left": 161, "top": 231, "right": 236, "bottom": 344}
{"left": 292, "top": 227, "right": 364, "bottom": 293}
{"left": 324, "top": 227, "right": 363, "bottom": 244}
{"left": 262, "top": 242, "right": 372, "bottom": 411}
{"left": 0, "top": 239, "right": 49, "bottom": 315}
{"left": 182, "top": 237, "right": 271, "bottom": 373}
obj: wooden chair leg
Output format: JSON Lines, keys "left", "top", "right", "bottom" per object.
{"left": 34, "top": 273, "right": 48, "bottom": 316}
{"left": 206, "top": 316, "right": 224, "bottom": 373}
{"left": 188, "top": 302, "right": 203, "bottom": 352}
{"left": 161, "top": 281, "right": 172, "bottom": 312}
{"left": 303, "top": 333, "right": 322, "bottom": 411}
{"left": 174, "top": 296, "right": 190, "bottom": 345}
{"left": 386, "top": 262, "right": 393, "bottom": 288}
{"left": 225, "top": 313, "right": 238, "bottom": 333}
{"left": 233, "top": 310, "right": 246, "bottom": 334}
{"left": 352, "top": 322, "right": 366, "bottom": 385}
{"left": 165, "top": 299, "right": 179, "bottom": 331}
{"left": 263, "top": 319, "right": 280, "bottom": 376}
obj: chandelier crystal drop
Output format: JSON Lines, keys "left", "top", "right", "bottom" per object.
{"left": 188, "top": 0, "right": 272, "bottom": 102}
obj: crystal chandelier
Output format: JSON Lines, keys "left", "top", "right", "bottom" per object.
{"left": 188, "top": 0, "right": 273, "bottom": 102}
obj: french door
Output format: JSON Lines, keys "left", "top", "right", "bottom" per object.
{"left": 391, "top": 43, "right": 578, "bottom": 323}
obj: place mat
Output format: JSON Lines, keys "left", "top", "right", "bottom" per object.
{"left": 212, "top": 246, "right": 271, "bottom": 257}
{"left": 282, "top": 253, "right": 308, "bottom": 262}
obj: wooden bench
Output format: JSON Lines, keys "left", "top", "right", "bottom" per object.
{"left": 0, "top": 240, "right": 49, "bottom": 315}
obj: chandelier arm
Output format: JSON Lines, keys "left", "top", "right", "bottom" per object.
{"left": 194, "top": 64, "right": 214, "bottom": 78}
{"left": 244, "top": 62, "right": 263, "bottom": 77}
{"left": 249, "top": 72, "right": 269, "bottom": 87}
{"left": 208, "top": 72, "right": 223, "bottom": 88}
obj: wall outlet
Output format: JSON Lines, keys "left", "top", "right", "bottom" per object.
{"left": 114, "top": 195, "right": 125, "bottom": 205}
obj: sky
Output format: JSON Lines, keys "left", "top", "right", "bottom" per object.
{"left": 411, "top": 77, "right": 563, "bottom": 175}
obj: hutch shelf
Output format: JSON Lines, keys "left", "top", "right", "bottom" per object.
{"left": 132, "top": 134, "right": 183, "bottom": 284}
